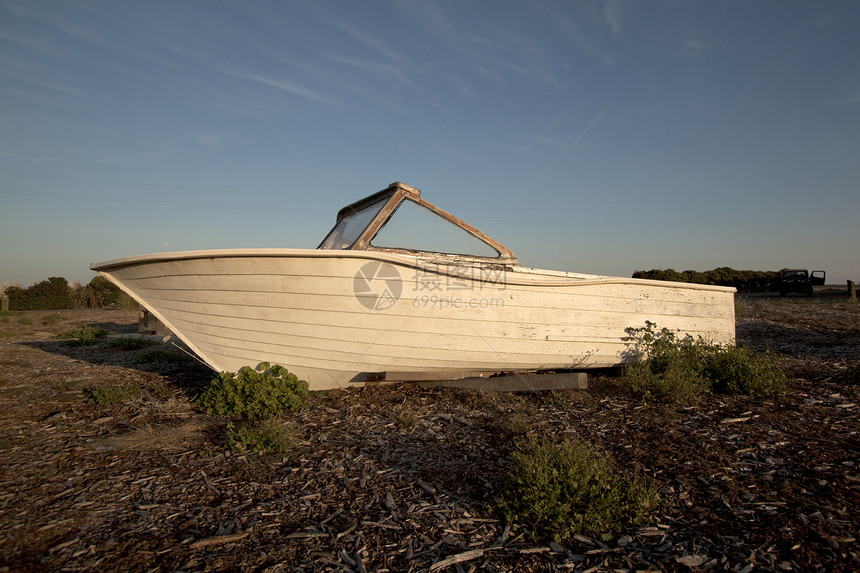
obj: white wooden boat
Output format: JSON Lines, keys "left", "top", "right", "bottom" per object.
{"left": 91, "top": 182, "right": 735, "bottom": 390}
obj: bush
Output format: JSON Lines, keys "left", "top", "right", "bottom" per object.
{"left": 57, "top": 325, "right": 109, "bottom": 339}
{"left": 68, "top": 276, "right": 139, "bottom": 309}
{"left": 198, "top": 362, "right": 309, "bottom": 419}
{"left": 702, "top": 346, "right": 788, "bottom": 396}
{"left": 621, "top": 322, "right": 788, "bottom": 403}
{"left": 632, "top": 267, "right": 780, "bottom": 292}
{"left": 500, "top": 436, "right": 660, "bottom": 541}
{"left": 225, "top": 419, "right": 294, "bottom": 453}
{"left": 6, "top": 277, "right": 73, "bottom": 310}
{"left": 56, "top": 325, "right": 109, "bottom": 346}
{"left": 42, "top": 313, "right": 63, "bottom": 326}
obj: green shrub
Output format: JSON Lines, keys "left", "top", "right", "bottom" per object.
{"left": 621, "top": 322, "right": 788, "bottom": 403}
{"left": 135, "top": 350, "right": 192, "bottom": 364}
{"left": 632, "top": 267, "right": 780, "bottom": 292}
{"left": 198, "top": 362, "right": 308, "bottom": 419}
{"left": 701, "top": 346, "right": 788, "bottom": 397}
{"left": 501, "top": 436, "right": 660, "bottom": 541}
{"left": 107, "top": 336, "right": 157, "bottom": 351}
{"left": 56, "top": 325, "right": 109, "bottom": 346}
{"left": 621, "top": 359, "right": 708, "bottom": 404}
{"left": 6, "top": 277, "right": 74, "bottom": 310}
{"left": 85, "top": 385, "right": 140, "bottom": 405}
{"left": 57, "top": 325, "right": 109, "bottom": 340}
{"left": 42, "top": 313, "right": 63, "bottom": 326}
{"left": 225, "top": 419, "right": 294, "bottom": 453}
{"left": 499, "top": 416, "right": 531, "bottom": 440}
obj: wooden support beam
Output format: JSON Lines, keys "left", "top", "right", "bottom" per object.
{"left": 417, "top": 371, "right": 587, "bottom": 392}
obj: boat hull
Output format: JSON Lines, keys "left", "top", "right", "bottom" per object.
{"left": 92, "top": 249, "right": 735, "bottom": 391}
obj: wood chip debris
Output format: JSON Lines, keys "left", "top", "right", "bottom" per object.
{"left": 0, "top": 301, "right": 858, "bottom": 571}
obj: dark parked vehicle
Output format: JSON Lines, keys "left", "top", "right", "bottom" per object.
{"left": 779, "top": 269, "right": 825, "bottom": 296}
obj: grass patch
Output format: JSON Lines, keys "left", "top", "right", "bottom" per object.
{"left": 0, "top": 330, "right": 16, "bottom": 339}
{"left": 734, "top": 298, "right": 746, "bottom": 318}
{"left": 135, "top": 350, "right": 192, "bottom": 364}
{"left": 225, "top": 419, "right": 294, "bottom": 453}
{"left": 500, "top": 436, "right": 660, "bottom": 541}
{"left": 392, "top": 410, "right": 418, "bottom": 428}
{"left": 59, "top": 379, "right": 86, "bottom": 391}
{"left": 620, "top": 321, "right": 788, "bottom": 403}
{"left": 198, "top": 362, "right": 308, "bottom": 419}
{"left": 17, "top": 317, "right": 33, "bottom": 326}
{"left": 106, "top": 336, "right": 158, "bottom": 351}
{"left": 85, "top": 385, "right": 141, "bottom": 405}
{"left": 42, "top": 313, "right": 63, "bottom": 326}
{"left": 57, "top": 325, "right": 109, "bottom": 346}
{"left": 545, "top": 389, "right": 573, "bottom": 407}
{"left": 499, "top": 416, "right": 531, "bottom": 440}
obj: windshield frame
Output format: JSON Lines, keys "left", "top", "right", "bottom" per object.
{"left": 317, "top": 182, "right": 518, "bottom": 264}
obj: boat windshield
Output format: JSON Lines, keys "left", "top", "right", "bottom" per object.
{"left": 371, "top": 199, "right": 500, "bottom": 258}
{"left": 318, "top": 195, "right": 389, "bottom": 250}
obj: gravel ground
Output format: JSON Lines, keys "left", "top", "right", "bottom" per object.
{"left": 0, "top": 296, "right": 857, "bottom": 572}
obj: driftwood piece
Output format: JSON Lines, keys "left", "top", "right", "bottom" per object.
{"left": 189, "top": 531, "right": 250, "bottom": 549}
{"left": 428, "top": 548, "right": 485, "bottom": 571}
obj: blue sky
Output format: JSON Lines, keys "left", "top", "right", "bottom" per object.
{"left": 1, "top": 0, "right": 858, "bottom": 286}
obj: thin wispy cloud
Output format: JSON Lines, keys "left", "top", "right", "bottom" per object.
{"left": 0, "top": 30, "right": 84, "bottom": 65}
{"left": 603, "top": 0, "right": 622, "bottom": 38}
{"left": 8, "top": 1, "right": 182, "bottom": 69}
{"left": 215, "top": 67, "right": 336, "bottom": 104}
{"left": 671, "top": 30, "right": 719, "bottom": 60}
{"left": 318, "top": 17, "right": 409, "bottom": 65}
{"left": 552, "top": 10, "right": 615, "bottom": 66}
{"left": 452, "top": 75, "right": 477, "bottom": 101}
{"left": 326, "top": 54, "right": 415, "bottom": 89}
{"left": 824, "top": 87, "right": 860, "bottom": 105}
{"left": 0, "top": 57, "right": 88, "bottom": 99}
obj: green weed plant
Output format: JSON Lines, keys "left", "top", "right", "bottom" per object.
{"left": 225, "top": 419, "right": 294, "bottom": 453}
{"left": 56, "top": 325, "right": 109, "bottom": 346}
{"left": 621, "top": 321, "right": 788, "bottom": 403}
{"left": 501, "top": 436, "right": 660, "bottom": 541}
{"left": 42, "top": 313, "right": 63, "bottom": 326}
{"left": 57, "top": 325, "right": 109, "bottom": 340}
{"left": 198, "top": 362, "right": 308, "bottom": 419}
